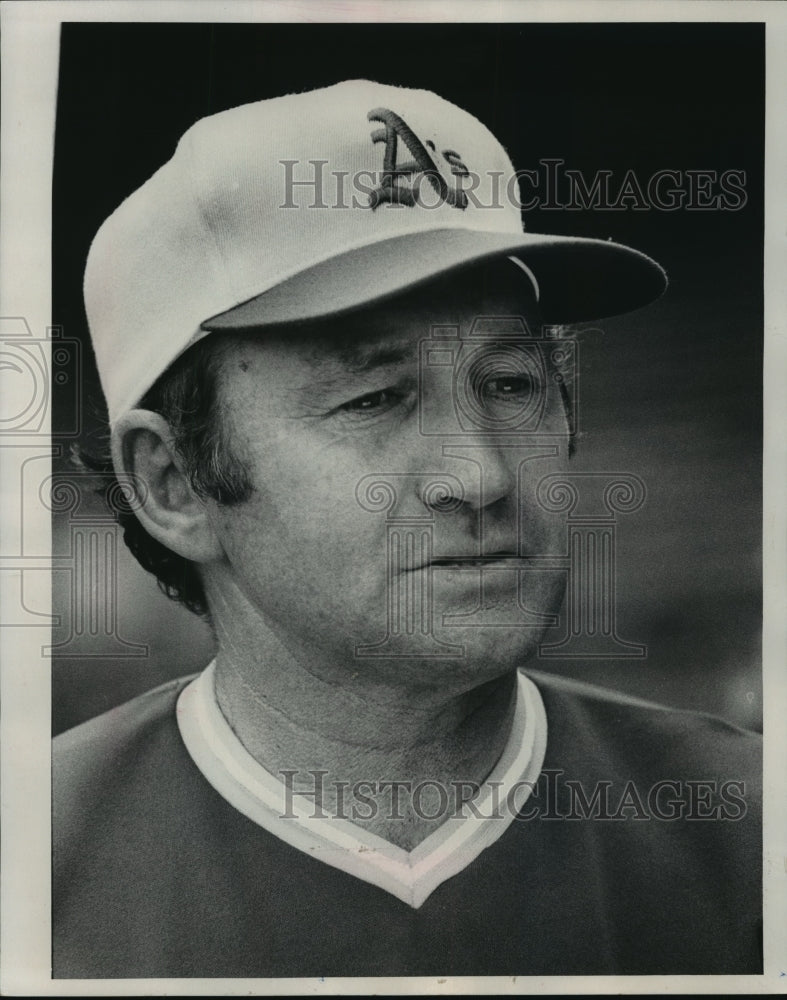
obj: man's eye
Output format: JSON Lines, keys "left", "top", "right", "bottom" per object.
{"left": 340, "top": 388, "right": 399, "bottom": 414}
{"left": 482, "top": 374, "right": 534, "bottom": 401}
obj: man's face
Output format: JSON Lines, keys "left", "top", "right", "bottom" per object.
{"left": 204, "top": 262, "right": 571, "bottom": 695}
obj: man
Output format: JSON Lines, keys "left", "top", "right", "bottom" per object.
{"left": 53, "top": 80, "right": 761, "bottom": 978}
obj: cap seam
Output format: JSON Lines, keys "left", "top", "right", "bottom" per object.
{"left": 182, "top": 127, "right": 235, "bottom": 305}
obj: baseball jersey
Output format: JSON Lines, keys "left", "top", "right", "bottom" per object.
{"left": 53, "top": 666, "right": 762, "bottom": 978}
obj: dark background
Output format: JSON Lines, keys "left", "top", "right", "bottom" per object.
{"left": 52, "top": 21, "right": 764, "bottom": 735}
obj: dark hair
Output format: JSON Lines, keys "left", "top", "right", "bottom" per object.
{"left": 76, "top": 334, "right": 253, "bottom": 617}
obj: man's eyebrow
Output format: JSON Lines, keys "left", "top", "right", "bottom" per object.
{"left": 307, "top": 338, "right": 414, "bottom": 376}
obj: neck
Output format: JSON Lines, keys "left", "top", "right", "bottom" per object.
{"left": 208, "top": 586, "right": 519, "bottom": 849}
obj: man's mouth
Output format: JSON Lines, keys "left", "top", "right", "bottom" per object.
{"left": 426, "top": 551, "right": 529, "bottom": 569}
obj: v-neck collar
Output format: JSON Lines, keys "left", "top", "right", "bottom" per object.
{"left": 177, "top": 661, "right": 547, "bottom": 909}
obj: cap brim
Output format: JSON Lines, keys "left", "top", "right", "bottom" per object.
{"left": 202, "top": 228, "right": 667, "bottom": 331}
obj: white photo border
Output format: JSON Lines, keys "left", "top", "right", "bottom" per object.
{"left": 1, "top": 0, "right": 784, "bottom": 995}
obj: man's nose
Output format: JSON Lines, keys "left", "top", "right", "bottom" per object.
{"left": 416, "top": 433, "right": 518, "bottom": 515}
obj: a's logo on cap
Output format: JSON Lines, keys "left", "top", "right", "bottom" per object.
{"left": 367, "top": 107, "right": 469, "bottom": 211}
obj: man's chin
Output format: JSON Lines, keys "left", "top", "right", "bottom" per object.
{"left": 341, "top": 625, "right": 544, "bottom": 694}
{"left": 437, "top": 625, "right": 548, "bottom": 673}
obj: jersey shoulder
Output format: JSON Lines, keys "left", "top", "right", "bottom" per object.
{"left": 53, "top": 674, "right": 198, "bottom": 819}
{"left": 524, "top": 667, "right": 762, "bottom": 779}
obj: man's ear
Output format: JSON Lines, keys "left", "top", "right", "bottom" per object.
{"left": 111, "top": 409, "right": 223, "bottom": 564}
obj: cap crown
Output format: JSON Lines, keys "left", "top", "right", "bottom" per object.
{"left": 86, "top": 80, "right": 522, "bottom": 422}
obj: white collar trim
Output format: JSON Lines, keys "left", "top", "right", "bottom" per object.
{"left": 176, "top": 663, "right": 547, "bottom": 909}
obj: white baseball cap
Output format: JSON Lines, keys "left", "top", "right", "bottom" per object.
{"left": 84, "top": 79, "right": 667, "bottom": 424}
